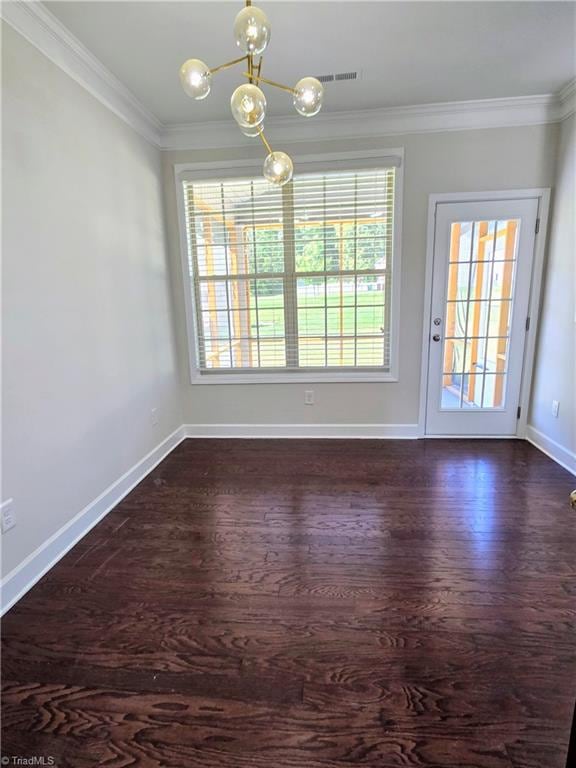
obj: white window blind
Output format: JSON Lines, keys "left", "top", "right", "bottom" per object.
{"left": 182, "top": 166, "right": 397, "bottom": 376}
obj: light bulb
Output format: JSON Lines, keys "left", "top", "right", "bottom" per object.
{"left": 179, "top": 59, "right": 212, "bottom": 100}
{"left": 263, "top": 151, "right": 293, "bottom": 186}
{"left": 233, "top": 5, "right": 271, "bottom": 55}
{"left": 231, "top": 84, "right": 266, "bottom": 128}
{"left": 293, "top": 77, "right": 324, "bottom": 117}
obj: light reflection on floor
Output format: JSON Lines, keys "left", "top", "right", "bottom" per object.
{"left": 434, "top": 451, "right": 498, "bottom": 567}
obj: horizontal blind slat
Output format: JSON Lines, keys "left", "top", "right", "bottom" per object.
{"left": 183, "top": 167, "right": 395, "bottom": 373}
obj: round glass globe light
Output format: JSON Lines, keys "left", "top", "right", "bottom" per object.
{"left": 263, "top": 151, "right": 293, "bottom": 186}
{"left": 230, "top": 84, "right": 266, "bottom": 128}
{"left": 233, "top": 5, "right": 271, "bottom": 55}
{"left": 293, "top": 77, "right": 324, "bottom": 117}
{"left": 240, "top": 124, "right": 262, "bottom": 138}
{"left": 179, "top": 59, "right": 212, "bottom": 100}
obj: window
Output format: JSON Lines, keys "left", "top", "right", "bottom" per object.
{"left": 179, "top": 157, "right": 401, "bottom": 382}
{"left": 441, "top": 219, "right": 519, "bottom": 409}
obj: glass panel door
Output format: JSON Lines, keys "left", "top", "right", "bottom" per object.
{"left": 425, "top": 197, "right": 539, "bottom": 436}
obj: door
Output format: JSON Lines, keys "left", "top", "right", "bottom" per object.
{"left": 425, "top": 197, "right": 539, "bottom": 436}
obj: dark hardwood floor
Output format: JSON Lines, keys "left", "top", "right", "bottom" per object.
{"left": 2, "top": 438, "right": 576, "bottom": 767}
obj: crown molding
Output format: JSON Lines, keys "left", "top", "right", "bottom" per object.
{"left": 2, "top": 1, "right": 573, "bottom": 153}
{"left": 1, "top": 0, "right": 163, "bottom": 146}
{"left": 160, "top": 93, "right": 562, "bottom": 151}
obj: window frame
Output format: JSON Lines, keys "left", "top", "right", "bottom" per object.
{"left": 175, "top": 149, "right": 404, "bottom": 384}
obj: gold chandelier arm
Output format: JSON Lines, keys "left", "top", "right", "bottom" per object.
{"left": 258, "top": 127, "right": 273, "bottom": 155}
{"left": 243, "top": 72, "right": 296, "bottom": 95}
{"left": 210, "top": 55, "right": 249, "bottom": 75}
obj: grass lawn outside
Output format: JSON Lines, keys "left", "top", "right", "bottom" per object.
{"left": 240, "top": 288, "right": 387, "bottom": 367}
{"left": 252, "top": 289, "right": 386, "bottom": 337}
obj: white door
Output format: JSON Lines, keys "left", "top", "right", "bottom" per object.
{"left": 425, "top": 198, "right": 539, "bottom": 436}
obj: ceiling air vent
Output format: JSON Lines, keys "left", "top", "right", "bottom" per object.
{"left": 314, "top": 71, "right": 360, "bottom": 84}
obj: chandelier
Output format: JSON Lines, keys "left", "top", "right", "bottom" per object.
{"left": 179, "top": 1, "right": 324, "bottom": 186}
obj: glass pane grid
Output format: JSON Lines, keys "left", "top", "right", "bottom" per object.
{"left": 441, "top": 219, "right": 518, "bottom": 410}
{"left": 185, "top": 169, "right": 395, "bottom": 372}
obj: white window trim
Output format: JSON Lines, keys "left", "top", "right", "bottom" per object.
{"left": 174, "top": 148, "right": 404, "bottom": 385}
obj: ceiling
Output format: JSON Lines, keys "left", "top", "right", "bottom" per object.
{"left": 45, "top": 1, "right": 576, "bottom": 126}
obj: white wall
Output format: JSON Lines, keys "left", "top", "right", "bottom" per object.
{"left": 1, "top": 24, "right": 182, "bottom": 578}
{"left": 162, "top": 124, "right": 559, "bottom": 429}
{"left": 529, "top": 114, "right": 576, "bottom": 471}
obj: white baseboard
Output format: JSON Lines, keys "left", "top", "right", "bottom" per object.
{"left": 424, "top": 434, "right": 521, "bottom": 439}
{"left": 184, "top": 423, "right": 419, "bottom": 439}
{"left": 1, "top": 425, "right": 187, "bottom": 616}
{"left": 525, "top": 424, "right": 576, "bottom": 476}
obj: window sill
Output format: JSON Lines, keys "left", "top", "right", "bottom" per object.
{"left": 190, "top": 372, "right": 399, "bottom": 385}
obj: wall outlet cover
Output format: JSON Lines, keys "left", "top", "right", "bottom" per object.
{"left": 1, "top": 498, "right": 16, "bottom": 534}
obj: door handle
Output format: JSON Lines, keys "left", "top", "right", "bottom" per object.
{"left": 432, "top": 334, "right": 441, "bottom": 342}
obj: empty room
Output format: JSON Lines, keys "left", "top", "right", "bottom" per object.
{"left": 2, "top": 0, "right": 576, "bottom": 765}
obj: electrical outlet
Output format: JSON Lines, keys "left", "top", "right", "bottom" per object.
{"left": 304, "top": 390, "right": 314, "bottom": 405}
{"left": 151, "top": 407, "right": 159, "bottom": 426}
{"left": 1, "top": 499, "right": 16, "bottom": 534}
{"left": 552, "top": 400, "right": 560, "bottom": 418}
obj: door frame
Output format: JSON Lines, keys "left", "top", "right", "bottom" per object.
{"left": 418, "top": 188, "right": 551, "bottom": 439}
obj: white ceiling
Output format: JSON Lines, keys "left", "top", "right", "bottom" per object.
{"left": 45, "top": 1, "right": 576, "bottom": 126}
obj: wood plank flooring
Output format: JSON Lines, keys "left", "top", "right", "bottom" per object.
{"left": 2, "top": 438, "right": 576, "bottom": 767}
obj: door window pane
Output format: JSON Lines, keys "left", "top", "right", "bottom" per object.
{"left": 441, "top": 219, "right": 518, "bottom": 409}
